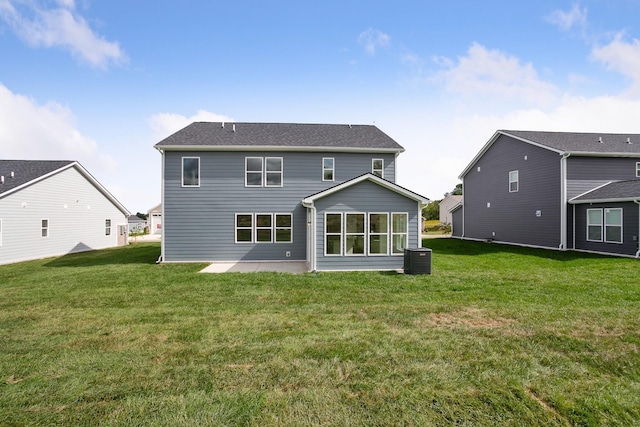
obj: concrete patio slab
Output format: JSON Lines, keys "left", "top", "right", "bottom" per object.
{"left": 200, "top": 261, "right": 308, "bottom": 274}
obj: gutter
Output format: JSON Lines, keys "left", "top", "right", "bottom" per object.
{"left": 560, "top": 153, "right": 570, "bottom": 250}
{"left": 302, "top": 199, "right": 317, "bottom": 272}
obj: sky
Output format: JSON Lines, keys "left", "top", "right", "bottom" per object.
{"left": 2, "top": 0, "right": 640, "bottom": 213}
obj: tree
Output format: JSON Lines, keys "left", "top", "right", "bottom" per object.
{"left": 136, "top": 212, "right": 148, "bottom": 220}
{"left": 451, "top": 183, "right": 462, "bottom": 195}
{"left": 422, "top": 200, "right": 440, "bottom": 221}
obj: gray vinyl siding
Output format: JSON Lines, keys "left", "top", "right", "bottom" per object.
{"left": 567, "top": 157, "right": 640, "bottom": 199}
{"left": 163, "top": 151, "right": 397, "bottom": 262}
{"left": 451, "top": 207, "right": 463, "bottom": 237}
{"left": 462, "top": 134, "right": 562, "bottom": 248}
{"left": 313, "top": 180, "right": 421, "bottom": 271}
{"left": 572, "top": 202, "right": 639, "bottom": 256}
{"left": 0, "top": 167, "right": 127, "bottom": 265}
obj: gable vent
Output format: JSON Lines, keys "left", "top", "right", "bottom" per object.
{"left": 233, "top": 124, "right": 236, "bottom": 132}
{"left": 10, "top": 171, "right": 14, "bottom": 178}
{"left": 598, "top": 137, "right": 603, "bottom": 143}
{"left": 627, "top": 137, "right": 632, "bottom": 144}
{"left": 0, "top": 176, "right": 4, "bottom": 184}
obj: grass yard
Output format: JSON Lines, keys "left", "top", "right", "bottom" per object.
{"left": 1, "top": 240, "right": 639, "bottom": 426}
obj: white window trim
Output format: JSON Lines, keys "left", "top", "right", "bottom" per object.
{"left": 245, "top": 157, "right": 263, "bottom": 187}
{"left": 604, "top": 208, "right": 623, "bottom": 244}
{"left": 368, "top": 212, "right": 389, "bottom": 256}
{"left": 181, "top": 157, "right": 200, "bottom": 187}
{"left": 322, "top": 157, "right": 335, "bottom": 181}
{"left": 324, "top": 212, "right": 343, "bottom": 256}
{"left": 274, "top": 213, "right": 293, "bottom": 243}
{"left": 265, "top": 157, "right": 283, "bottom": 188}
{"left": 372, "top": 158, "right": 384, "bottom": 178}
{"left": 105, "top": 219, "right": 111, "bottom": 236}
{"left": 391, "top": 213, "right": 408, "bottom": 255}
{"left": 41, "top": 218, "right": 49, "bottom": 238}
{"left": 345, "top": 212, "right": 366, "bottom": 256}
{"left": 255, "top": 213, "right": 273, "bottom": 243}
{"left": 586, "top": 208, "right": 603, "bottom": 242}
{"left": 235, "top": 213, "right": 254, "bottom": 243}
{"left": 636, "top": 162, "right": 640, "bottom": 178}
{"left": 509, "top": 170, "right": 519, "bottom": 193}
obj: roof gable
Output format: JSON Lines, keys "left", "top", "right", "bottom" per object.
{"left": 154, "top": 122, "right": 404, "bottom": 153}
{"left": 302, "top": 173, "right": 429, "bottom": 205}
{"left": 460, "top": 130, "right": 640, "bottom": 179}
{"left": 0, "top": 160, "right": 129, "bottom": 216}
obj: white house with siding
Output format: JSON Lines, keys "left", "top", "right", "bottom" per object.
{"left": 0, "top": 160, "right": 130, "bottom": 265}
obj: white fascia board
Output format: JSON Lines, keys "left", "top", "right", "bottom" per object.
{"left": 303, "top": 173, "right": 429, "bottom": 206}
{"left": 569, "top": 197, "right": 640, "bottom": 204}
{"left": 564, "top": 151, "right": 640, "bottom": 158}
{"left": 155, "top": 145, "right": 404, "bottom": 154}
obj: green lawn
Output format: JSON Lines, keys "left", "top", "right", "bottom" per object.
{"left": 1, "top": 240, "right": 639, "bottom": 426}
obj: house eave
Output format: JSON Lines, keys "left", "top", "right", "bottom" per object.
{"left": 569, "top": 197, "right": 640, "bottom": 204}
{"left": 153, "top": 144, "right": 404, "bottom": 154}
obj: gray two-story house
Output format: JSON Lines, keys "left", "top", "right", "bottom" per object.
{"left": 154, "top": 122, "right": 429, "bottom": 271}
{"left": 454, "top": 130, "right": 640, "bottom": 258}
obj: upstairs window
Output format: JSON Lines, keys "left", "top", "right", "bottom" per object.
{"left": 372, "top": 159, "right": 384, "bottom": 178}
{"left": 105, "top": 219, "right": 111, "bottom": 236}
{"left": 41, "top": 219, "right": 49, "bottom": 238}
{"left": 323, "top": 158, "right": 334, "bottom": 181}
{"left": 509, "top": 170, "right": 519, "bottom": 192}
{"left": 636, "top": 162, "right": 640, "bottom": 178}
{"left": 245, "top": 157, "right": 283, "bottom": 187}
{"left": 182, "top": 157, "right": 200, "bottom": 187}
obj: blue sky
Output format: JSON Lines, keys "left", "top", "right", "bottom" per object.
{"left": 2, "top": 1, "right": 640, "bottom": 213}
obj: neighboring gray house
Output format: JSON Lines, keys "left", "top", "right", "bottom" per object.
{"left": 0, "top": 160, "right": 130, "bottom": 265}
{"left": 439, "top": 194, "right": 462, "bottom": 225}
{"left": 454, "top": 130, "right": 640, "bottom": 257}
{"left": 154, "top": 122, "right": 429, "bottom": 271}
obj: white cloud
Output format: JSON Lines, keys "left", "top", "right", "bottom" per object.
{"left": 546, "top": 3, "right": 588, "bottom": 32}
{"left": 0, "top": 83, "right": 117, "bottom": 171}
{"left": 0, "top": 0, "right": 125, "bottom": 68}
{"left": 591, "top": 33, "right": 640, "bottom": 94}
{"left": 434, "top": 43, "right": 558, "bottom": 106}
{"left": 358, "top": 28, "right": 390, "bottom": 56}
{"left": 148, "top": 110, "right": 235, "bottom": 140}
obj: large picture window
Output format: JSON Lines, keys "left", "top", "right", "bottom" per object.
{"left": 369, "top": 213, "right": 388, "bottom": 255}
{"left": 235, "top": 213, "right": 292, "bottom": 243}
{"left": 604, "top": 208, "right": 622, "bottom": 243}
{"left": 345, "top": 213, "right": 365, "bottom": 255}
{"left": 324, "top": 212, "right": 408, "bottom": 257}
{"left": 391, "top": 213, "right": 408, "bottom": 254}
{"left": 509, "top": 170, "right": 519, "bottom": 192}
{"left": 325, "top": 213, "right": 342, "bottom": 256}
{"left": 182, "top": 157, "right": 200, "bottom": 187}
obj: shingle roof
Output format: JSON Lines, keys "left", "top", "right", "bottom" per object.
{"left": 154, "top": 122, "right": 404, "bottom": 152}
{"left": 501, "top": 130, "right": 640, "bottom": 154}
{"left": 570, "top": 179, "right": 640, "bottom": 203}
{"left": 0, "top": 160, "right": 75, "bottom": 195}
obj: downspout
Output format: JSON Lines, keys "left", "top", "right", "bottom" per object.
{"left": 302, "top": 200, "right": 316, "bottom": 272}
{"left": 156, "top": 147, "right": 165, "bottom": 263}
{"left": 635, "top": 200, "right": 640, "bottom": 258}
{"left": 560, "top": 153, "right": 570, "bottom": 250}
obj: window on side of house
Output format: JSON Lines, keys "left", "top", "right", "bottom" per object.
{"left": 509, "top": 170, "right": 519, "bottom": 192}
{"left": 235, "top": 214, "right": 253, "bottom": 243}
{"left": 604, "top": 208, "right": 623, "bottom": 243}
{"left": 0, "top": 219, "right": 3, "bottom": 247}
{"left": 391, "top": 213, "right": 408, "bottom": 254}
{"left": 245, "top": 157, "right": 263, "bottom": 187}
{"left": 372, "top": 159, "right": 384, "bottom": 178}
{"left": 345, "top": 213, "right": 365, "bottom": 255}
{"left": 255, "top": 214, "right": 273, "bottom": 243}
{"left": 586, "top": 209, "right": 603, "bottom": 242}
{"left": 636, "top": 162, "right": 640, "bottom": 178}
{"left": 105, "top": 219, "right": 111, "bottom": 236}
{"left": 323, "top": 157, "right": 334, "bottom": 181}
{"left": 368, "top": 213, "right": 388, "bottom": 255}
{"left": 275, "top": 214, "right": 293, "bottom": 243}
{"left": 182, "top": 157, "right": 200, "bottom": 187}
{"left": 325, "top": 213, "right": 342, "bottom": 256}
{"left": 41, "top": 219, "right": 49, "bottom": 238}
{"left": 265, "top": 157, "right": 283, "bottom": 187}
